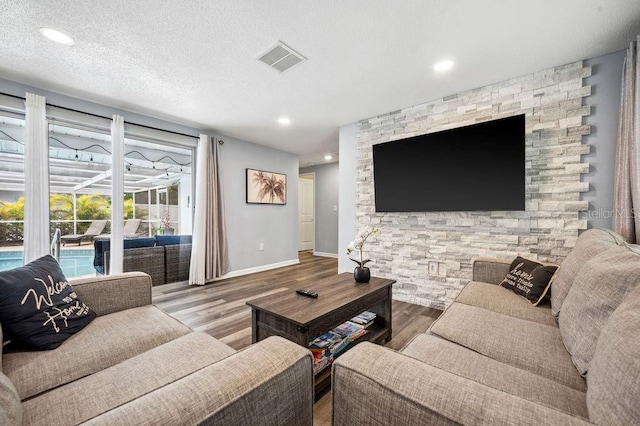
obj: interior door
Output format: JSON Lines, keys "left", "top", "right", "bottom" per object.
{"left": 298, "top": 175, "right": 314, "bottom": 251}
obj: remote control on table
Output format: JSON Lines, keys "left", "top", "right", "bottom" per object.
{"left": 295, "top": 289, "right": 318, "bottom": 298}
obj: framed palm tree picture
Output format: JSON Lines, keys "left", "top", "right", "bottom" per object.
{"left": 246, "top": 168, "right": 287, "bottom": 205}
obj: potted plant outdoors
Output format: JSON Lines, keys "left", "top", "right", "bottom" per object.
{"left": 347, "top": 226, "right": 377, "bottom": 283}
{"left": 158, "top": 211, "right": 174, "bottom": 235}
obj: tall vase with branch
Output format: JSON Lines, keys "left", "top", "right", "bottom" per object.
{"left": 347, "top": 226, "right": 377, "bottom": 283}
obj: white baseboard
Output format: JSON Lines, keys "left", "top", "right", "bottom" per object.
{"left": 313, "top": 251, "right": 338, "bottom": 258}
{"left": 216, "top": 258, "right": 300, "bottom": 280}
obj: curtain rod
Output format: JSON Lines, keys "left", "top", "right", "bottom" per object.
{"left": 0, "top": 91, "right": 200, "bottom": 140}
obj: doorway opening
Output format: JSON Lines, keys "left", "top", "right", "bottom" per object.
{"left": 298, "top": 173, "right": 315, "bottom": 253}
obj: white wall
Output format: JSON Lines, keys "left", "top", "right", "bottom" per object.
{"left": 216, "top": 134, "right": 299, "bottom": 272}
{"left": 338, "top": 123, "right": 358, "bottom": 273}
{"left": 582, "top": 49, "right": 626, "bottom": 229}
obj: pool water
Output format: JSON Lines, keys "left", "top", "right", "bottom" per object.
{"left": 0, "top": 249, "right": 95, "bottom": 278}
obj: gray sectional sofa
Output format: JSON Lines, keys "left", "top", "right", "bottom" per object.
{"left": 333, "top": 228, "right": 640, "bottom": 425}
{"left": 1, "top": 272, "right": 314, "bottom": 425}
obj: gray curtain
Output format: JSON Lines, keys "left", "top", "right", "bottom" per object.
{"left": 189, "top": 135, "right": 229, "bottom": 285}
{"left": 613, "top": 35, "right": 640, "bottom": 243}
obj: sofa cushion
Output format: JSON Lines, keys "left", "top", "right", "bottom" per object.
{"left": 21, "top": 332, "right": 235, "bottom": 426}
{"left": 455, "top": 281, "right": 557, "bottom": 327}
{"left": 401, "top": 333, "right": 588, "bottom": 419}
{"left": 499, "top": 256, "right": 558, "bottom": 306}
{"left": 79, "top": 337, "right": 313, "bottom": 425}
{"left": 0, "top": 371, "right": 21, "bottom": 425}
{"left": 559, "top": 243, "right": 640, "bottom": 376}
{"left": 550, "top": 228, "right": 623, "bottom": 318}
{"left": 587, "top": 284, "right": 640, "bottom": 426}
{"left": 155, "top": 234, "right": 192, "bottom": 246}
{"left": 429, "top": 302, "right": 586, "bottom": 391}
{"left": 0, "top": 255, "right": 95, "bottom": 350}
{"left": 3, "top": 305, "right": 191, "bottom": 400}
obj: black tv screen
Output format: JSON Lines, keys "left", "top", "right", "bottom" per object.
{"left": 373, "top": 115, "right": 525, "bottom": 212}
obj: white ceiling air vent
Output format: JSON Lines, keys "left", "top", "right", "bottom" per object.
{"left": 258, "top": 41, "right": 306, "bottom": 73}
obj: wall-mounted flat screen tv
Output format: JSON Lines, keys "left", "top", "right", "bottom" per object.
{"left": 372, "top": 114, "right": 525, "bottom": 212}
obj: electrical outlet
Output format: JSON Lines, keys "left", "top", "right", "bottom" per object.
{"left": 259, "top": 242, "right": 264, "bottom": 251}
{"left": 438, "top": 262, "right": 447, "bottom": 277}
{"left": 428, "top": 262, "right": 438, "bottom": 275}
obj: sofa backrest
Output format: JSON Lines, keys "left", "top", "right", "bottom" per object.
{"left": 105, "top": 246, "right": 166, "bottom": 286}
{"left": 558, "top": 241, "right": 640, "bottom": 376}
{"left": 93, "top": 238, "right": 156, "bottom": 273}
{"left": 155, "top": 235, "right": 193, "bottom": 246}
{"left": 550, "top": 228, "right": 624, "bottom": 319}
{"left": 0, "top": 325, "right": 23, "bottom": 424}
{"left": 587, "top": 282, "right": 640, "bottom": 425}
{"left": 164, "top": 243, "right": 192, "bottom": 283}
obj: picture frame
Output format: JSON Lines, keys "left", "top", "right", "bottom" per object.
{"left": 246, "top": 168, "right": 287, "bottom": 205}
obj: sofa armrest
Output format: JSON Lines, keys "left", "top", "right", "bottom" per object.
{"left": 472, "top": 257, "right": 512, "bottom": 284}
{"left": 70, "top": 272, "right": 152, "bottom": 316}
{"left": 84, "top": 336, "right": 314, "bottom": 425}
{"left": 332, "top": 343, "right": 591, "bottom": 426}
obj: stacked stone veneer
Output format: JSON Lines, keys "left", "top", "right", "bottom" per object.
{"left": 357, "top": 61, "right": 592, "bottom": 310}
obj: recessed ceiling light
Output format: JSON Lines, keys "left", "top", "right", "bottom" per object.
{"left": 39, "top": 27, "right": 75, "bottom": 46}
{"left": 324, "top": 154, "right": 333, "bottom": 161}
{"left": 277, "top": 117, "right": 291, "bottom": 126}
{"left": 434, "top": 60, "right": 454, "bottom": 72}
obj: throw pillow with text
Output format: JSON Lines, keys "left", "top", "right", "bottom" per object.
{"left": 500, "top": 256, "right": 559, "bottom": 306}
{"left": 0, "top": 255, "right": 95, "bottom": 350}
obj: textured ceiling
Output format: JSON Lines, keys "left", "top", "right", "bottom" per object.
{"left": 0, "top": 0, "right": 639, "bottom": 166}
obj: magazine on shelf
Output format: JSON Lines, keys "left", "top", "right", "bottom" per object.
{"left": 313, "top": 356, "right": 331, "bottom": 375}
{"left": 309, "top": 331, "right": 349, "bottom": 357}
{"left": 333, "top": 321, "right": 368, "bottom": 340}
{"left": 308, "top": 314, "right": 378, "bottom": 375}
{"left": 350, "top": 310, "right": 377, "bottom": 327}
{"left": 309, "top": 331, "right": 341, "bottom": 349}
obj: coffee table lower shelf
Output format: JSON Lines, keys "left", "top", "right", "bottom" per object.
{"left": 313, "top": 324, "right": 390, "bottom": 399}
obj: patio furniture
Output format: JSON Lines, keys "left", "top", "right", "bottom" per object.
{"left": 123, "top": 219, "right": 142, "bottom": 237}
{"left": 93, "top": 219, "right": 144, "bottom": 241}
{"left": 61, "top": 220, "right": 107, "bottom": 246}
{"left": 94, "top": 235, "right": 193, "bottom": 285}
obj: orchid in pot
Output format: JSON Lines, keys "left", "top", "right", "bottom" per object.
{"left": 158, "top": 211, "right": 173, "bottom": 235}
{"left": 347, "top": 226, "right": 377, "bottom": 283}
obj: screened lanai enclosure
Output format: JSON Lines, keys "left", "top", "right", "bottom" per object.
{"left": 0, "top": 110, "right": 195, "bottom": 278}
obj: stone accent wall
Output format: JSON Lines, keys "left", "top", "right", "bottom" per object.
{"left": 356, "top": 61, "right": 592, "bottom": 309}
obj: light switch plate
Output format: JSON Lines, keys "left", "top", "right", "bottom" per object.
{"left": 428, "top": 261, "right": 438, "bottom": 275}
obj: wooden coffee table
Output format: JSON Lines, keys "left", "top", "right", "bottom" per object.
{"left": 246, "top": 272, "right": 395, "bottom": 396}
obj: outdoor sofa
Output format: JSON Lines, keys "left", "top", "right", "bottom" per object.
{"left": 333, "top": 228, "right": 640, "bottom": 425}
{"left": 1, "top": 272, "right": 314, "bottom": 425}
{"left": 93, "top": 235, "right": 192, "bottom": 285}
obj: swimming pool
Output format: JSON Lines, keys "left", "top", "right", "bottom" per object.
{"left": 0, "top": 249, "right": 95, "bottom": 278}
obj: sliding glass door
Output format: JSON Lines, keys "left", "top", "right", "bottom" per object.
{"left": 49, "top": 122, "right": 112, "bottom": 278}
{"left": 0, "top": 114, "right": 25, "bottom": 272}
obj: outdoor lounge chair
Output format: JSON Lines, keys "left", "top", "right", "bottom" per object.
{"left": 92, "top": 219, "right": 144, "bottom": 241}
{"left": 60, "top": 219, "right": 107, "bottom": 246}
{"left": 123, "top": 219, "right": 142, "bottom": 237}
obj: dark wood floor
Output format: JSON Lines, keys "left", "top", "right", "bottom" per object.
{"left": 152, "top": 251, "right": 441, "bottom": 426}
